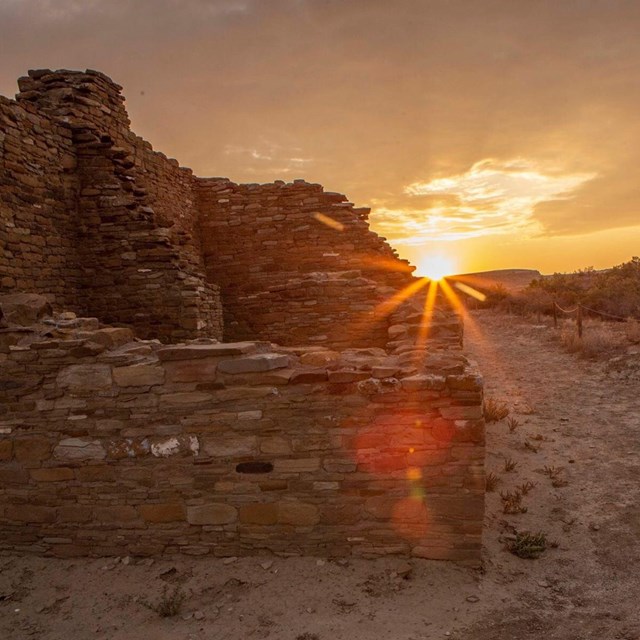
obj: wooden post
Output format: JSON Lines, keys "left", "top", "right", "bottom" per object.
{"left": 553, "top": 300, "right": 558, "bottom": 329}
{"left": 577, "top": 304, "right": 583, "bottom": 338}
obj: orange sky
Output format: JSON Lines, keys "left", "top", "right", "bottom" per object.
{"left": 2, "top": 0, "right": 639, "bottom": 275}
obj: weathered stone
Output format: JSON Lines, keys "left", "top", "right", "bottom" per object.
{"left": 58, "top": 505, "right": 93, "bottom": 523}
{"left": 54, "top": 438, "right": 106, "bottom": 461}
{"left": 81, "top": 327, "right": 134, "bottom": 348}
{"left": 274, "top": 458, "right": 321, "bottom": 473}
{"left": 6, "top": 505, "right": 56, "bottom": 523}
{"left": 446, "top": 373, "right": 483, "bottom": 391}
{"left": 401, "top": 374, "right": 446, "bottom": 391}
{"left": 372, "top": 366, "right": 399, "bottom": 378}
{"left": 94, "top": 505, "right": 140, "bottom": 523}
{"left": 57, "top": 364, "right": 112, "bottom": 393}
{"left": 260, "top": 437, "right": 291, "bottom": 455}
{"left": 289, "top": 369, "right": 328, "bottom": 384}
{"left": 14, "top": 437, "right": 51, "bottom": 463}
{"left": 439, "top": 405, "right": 483, "bottom": 420}
{"left": 299, "top": 350, "right": 341, "bottom": 366}
{"left": 239, "top": 503, "right": 278, "bottom": 525}
{"left": 0, "top": 293, "right": 52, "bottom": 325}
{"left": 150, "top": 435, "right": 199, "bottom": 458}
{"left": 164, "top": 357, "right": 218, "bottom": 382}
{"left": 0, "top": 439, "right": 13, "bottom": 461}
{"left": 323, "top": 458, "right": 357, "bottom": 473}
{"left": 160, "top": 391, "right": 213, "bottom": 405}
{"left": 30, "top": 467, "right": 74, "bottom": 482}
{"left": 158, "top": 343, "right": 257, "bottom": 361}
{"left": 278, "top": 501, "right": 320, "bottom": 526}
{"left": 75, "top": 465, "right": 116, "bottom": 482}
{"left": 327, "top": 370, "right": 371, "bottom": 383}
{"left": 203, "top": 435, "right": 258, "bottom": 457}
{"left": 140, "top": 503, "right": 185, "bottom": 523}
{"left": 187, "top": 504, "right": 237, "bottom": 525}
{"left": 217, "top": 353, "right": 289, "bottom": 374}
{"left": 113, "top": 364, "right": 165, "bottom": 387}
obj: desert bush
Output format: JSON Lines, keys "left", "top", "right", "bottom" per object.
{"left": 503, "top": 458, "right": 518, "bottom": 472}
{"left": 143, "top": 586, "right": 186, "bottom": 618}
{"left": 500, "top": 489, "right": 527, "bottom": 514}
{"left": 507, "top": 531, "right": 548, "bottom": 559}
{"left": 559, "top": 323, "right": 623, "bottom": 359}
{"left": 484, "top": 397, "right": 510, "bottom": 423}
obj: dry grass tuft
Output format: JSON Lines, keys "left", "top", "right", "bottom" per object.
{"left": 626, "top": 319, "right": 640, "bottom": 344}
{"left": 142, "top": 586, "right": 186, "bottom": 618}
{"left": 506, "top": 416, "right": 520, "bottom": 432}
{"left": 543, "top": 465, "right": 568, "bottom": 488}
{"left": 524, "top": 440, "right": 540, "bottom": 453}
{"left": 560, "top": 323, "right": 624, "bottom": 359}
{"left": 485, "top": 472, "right": 499, "bottom": 492}
{"left": 500, "top": 489, "right": 527, "bottom": 514}
{"left": 517, "top": 481, "right": 537, "bottom": 495}
{"left": 484, "top": 397, "right": 510, "bottom": 423}
{"left": 503, "top": 458, "right": 518, "bottom": 472}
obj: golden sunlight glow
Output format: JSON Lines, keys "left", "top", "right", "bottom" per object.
{"left": 414, "top": 254, "right": 456, "bottom": 281}
{"left": 454, "top": 281, "right": 487, "bottom": 302}
{"left": 313, "top": 212, "right": 345, "bottom": 231}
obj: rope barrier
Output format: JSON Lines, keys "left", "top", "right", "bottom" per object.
{"left": 579, "top": 305, "right": 630, "bottom": 322}
{"left": 553, "top": 302, "right": 578, "bottom": 315}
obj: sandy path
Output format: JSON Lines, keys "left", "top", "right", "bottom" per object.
{"left": 1, "top": 310, "right": 639, "bottom": 639}
{"left": 458, "top": 311, "right": 640, "bottom": 639}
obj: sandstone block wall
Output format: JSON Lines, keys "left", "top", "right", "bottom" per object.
{"left": 0, "top": 311, "right": 484, "bottom": 563}
{"left": 1, "top": 69, "right": 222, "bottom": 342}
{"left": 1, "top": 69, "right": 483, "bottom": 563}
{"left": 197, "top": 178, "right": 415, "bottom": 347}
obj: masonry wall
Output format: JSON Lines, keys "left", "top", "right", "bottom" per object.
{"left": 0, "top": 322, "right": 484, "bottom": 563}
{"left": 0, "top": 94, "right": 81, "bottom": 308}
{"left": 197, "top": 178, "right": 416, "bottom": 347}
{"left": 1, "top": 69, "right": 222, "bottom": 342}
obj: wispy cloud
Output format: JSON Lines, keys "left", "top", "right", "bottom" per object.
{"left": 372, "top": 159, "right": 596, "bottom": 244}
{"left": 223, "top": 141, "right": 313, "bottom": 175}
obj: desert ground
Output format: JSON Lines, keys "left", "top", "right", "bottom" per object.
{"left": 1, "top": 310, "right": 639, "bottom": 640}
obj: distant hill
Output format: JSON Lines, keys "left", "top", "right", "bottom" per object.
{"left": 449, "top": 269, "right": 542, "bottom": 293}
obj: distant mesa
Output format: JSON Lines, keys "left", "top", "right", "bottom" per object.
{"left": 450, "top": 269, "right": 542, "bottom": 293}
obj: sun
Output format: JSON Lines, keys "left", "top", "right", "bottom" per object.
{"left": 414, "top": 254, "right": 457, "bottom": 281}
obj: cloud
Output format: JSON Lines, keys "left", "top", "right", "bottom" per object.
{"left": 372, "top": 159, "right": 596, "bottom": 244}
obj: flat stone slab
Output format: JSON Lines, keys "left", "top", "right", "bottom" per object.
{"left": 157, "top": 342, "right": 258, "bottom": 361}
{"left": 217, "top": 353, "right": 289, "bottom": 374}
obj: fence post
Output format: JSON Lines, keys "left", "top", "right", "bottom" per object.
{"left": 553, "top": 300, "right": 558, "bottom": 329}
{"left": 577, "top": 304, "right": 583, "bottom": 338}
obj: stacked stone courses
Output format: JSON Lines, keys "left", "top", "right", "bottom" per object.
{"left": 0, "top": 69, "right": 485, "bottom": 563}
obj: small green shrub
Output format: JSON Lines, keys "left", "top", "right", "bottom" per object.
{"left": 507, "top": 531, "right": 548, "bottom": 559}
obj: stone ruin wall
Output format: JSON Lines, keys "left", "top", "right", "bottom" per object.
{"left": 0, "top": 318, "right": 483, "bottom": 563}
{"left": 197, "top": 178, "right": 414, "bottom": 348}
{"left": 1, "top": 69, "right": 221, "bottom": 342}
{"left": 0, "top": 69, "right": 485, "bottom": 563}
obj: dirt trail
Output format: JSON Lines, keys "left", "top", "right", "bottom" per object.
{"left": 459, "top": 310, "right": 640, "bottom": 639}
{"left": 1, "top": 311, "right": 639, "bottom": 640}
